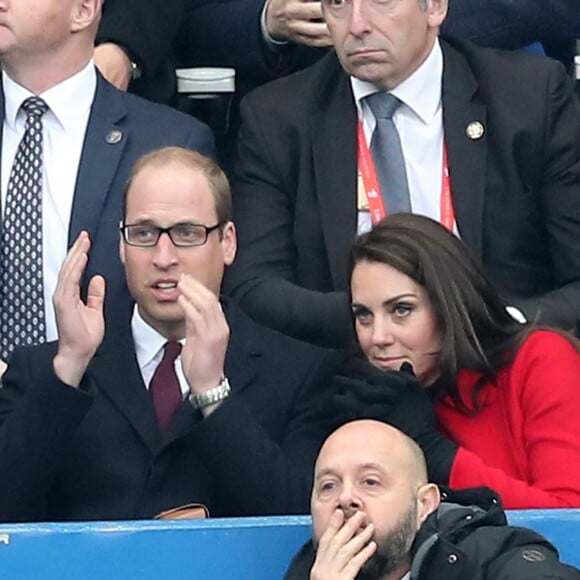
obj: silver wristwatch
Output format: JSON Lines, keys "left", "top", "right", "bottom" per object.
{"left": 188, "top": 377, "right": 231, "bottom": 410}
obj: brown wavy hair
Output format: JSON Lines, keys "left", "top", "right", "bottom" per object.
{"left": 349, "top": 214, "right": 530, "bottom": 412}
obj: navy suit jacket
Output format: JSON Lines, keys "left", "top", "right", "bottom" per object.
{"left": 0, "top": 72, "right": 215, "bottom": 325}
{"left": 0, "top": 301, "right": 339, "bottom": 522}
{"left": 226, "top": 37, "right": 580, "bottom": 347}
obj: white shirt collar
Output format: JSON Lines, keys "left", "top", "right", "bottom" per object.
{"left": 131, "top": 304, "right": 186, "bottom": 370}
{"left": 351, "top": 39, "right": 443, "bottom": 124}
{"left": 2, "top": 60, "right": 96, "bottom": 131}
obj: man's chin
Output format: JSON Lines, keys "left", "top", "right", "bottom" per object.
{"left": 346, "top": 64, "right": 394, "bottom": 90}
{"left": 357, "top": 550, "right": 407, "bottom": 580}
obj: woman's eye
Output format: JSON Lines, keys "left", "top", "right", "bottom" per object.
{"left": 352, "top": 308, "right": 373, "bottom": 326}
{"left": 392, "top": 303, "right": 413, "bottom": 318}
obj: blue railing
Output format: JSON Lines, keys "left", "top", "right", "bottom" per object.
{"left": 0, "top": 511, "right": 578, "bottom": 579}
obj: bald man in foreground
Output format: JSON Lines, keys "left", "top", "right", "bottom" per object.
{"left": 284, "top": 420, "right": 580, "bottom": 580}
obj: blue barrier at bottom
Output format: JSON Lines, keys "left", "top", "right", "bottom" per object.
{"left": 0, "top": 511, "right": 577, "bottom": 579}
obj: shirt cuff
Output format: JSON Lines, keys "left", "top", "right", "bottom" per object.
{"left": 260, "top": 0, "right": 290, "bottom": 49}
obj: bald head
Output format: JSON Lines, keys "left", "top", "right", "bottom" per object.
{"left": 310, "top": 419, "right": 440, "bottom": 566}
{"left": 316, "top": 420, "right": 429, "bottom": 487}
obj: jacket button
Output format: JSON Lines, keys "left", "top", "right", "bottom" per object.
{"left": 448, "top": 554, "right": 458, "bottom": 564}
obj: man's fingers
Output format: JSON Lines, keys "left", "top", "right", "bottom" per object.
{"left": 316, "top": 512, "right": 377, "bottom": 576}
{"left": 318, "top": 509, "right": 345, "bottom": 548}
{"left": 286, "top": 0, "right": 324, "bottom": 20}
{"left": 343, "top": 539, "right": 377, "bottom": 577}
{"left": 288, "top": 21, "right": 331, "bottom": 41}
{"left": 178, "top": 293, "right": 206, "bottom": 334}
{"left": 331, "top": 516, "right": 374, "bottom": 557}
{"left": 298, "top": 35, "right": 333, "bottom": 48}
{"left": 177, "top": 274, "right": 225, "bottom": 325}
{"left": 321, "top": 510, "right": 366, "bottom": 554}
{"left": 54, "top": 232, "right": 91, "bottom": 302}
{"left": 58, "top": 233, "right": 88, "bottom": 282}
{"left": 177, "top": 274, "right": 214, "bottom": 304}
{"left": 86, "top": 275, "right": 106, "bottom": 312}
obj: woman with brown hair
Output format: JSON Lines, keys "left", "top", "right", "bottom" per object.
{"left": 343, "top": 213, "right": 580, "bottom": 508}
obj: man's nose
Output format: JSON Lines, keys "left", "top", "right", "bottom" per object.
{"left": 152, "top": 232, "right": 179, "bottom": 268}
{"left": 349, "top": 0, "right": 373, "bottom": 37}
{"left": 338, "top": 481, "right": 363, "bottom": 511}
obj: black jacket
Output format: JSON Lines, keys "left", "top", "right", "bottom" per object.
{"left": 284, "top": 488, "right": 580, "bottom": 579}
{"left": 0, "top": 302, "right": 341, "bottom": 522}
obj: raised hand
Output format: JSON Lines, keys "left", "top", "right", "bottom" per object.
{"left": 265, "top": 0, "right": 332, "bottom": 47}
{"left": 311, "top": 510, "right": 376, "bottom": 580}
{"left": 177, "top": 274, "right": 229, "bottom": 411}
{"left": 52, "top": 232, "right": 106, "bottom": 387}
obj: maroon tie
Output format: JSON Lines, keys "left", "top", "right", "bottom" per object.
{"left": 150, "top": 341, "right": 183, "bottom": 432}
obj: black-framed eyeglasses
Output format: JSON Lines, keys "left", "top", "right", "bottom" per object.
{"left": 119, "top": 222, "right": 224, "bottom": 247}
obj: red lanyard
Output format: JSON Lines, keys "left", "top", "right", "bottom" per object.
{"left": 357, "top": 120, "right": 455, "bottom": 231}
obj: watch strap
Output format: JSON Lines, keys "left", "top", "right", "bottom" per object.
{"left": 188, "top": 377, "right": 231, "bottom": 410}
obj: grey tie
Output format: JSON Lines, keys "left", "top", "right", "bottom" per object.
{"left": 0, "top": 96, "right": 49, "bottom": 361}
{"left": 364, "top": 92, "right": 411, "bottom": 213}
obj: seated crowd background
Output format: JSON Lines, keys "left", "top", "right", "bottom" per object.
{"left": 0, "top": 0, "right": 579, "bottom": 576}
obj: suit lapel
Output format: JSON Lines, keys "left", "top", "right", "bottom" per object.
{"left": 68, "top": 72, "right": 129, "bottom": 248}
{"left": 312, "top": 56, "right": 358, "bottom": 290}
{"left": 90, "top": 321, "right": 162, "bottom": 453}
{"left": 222, "top": 302, "right": 261, "bottom": 392}
{"left": 441, "top": 39, "right": 487, "bottom": 260}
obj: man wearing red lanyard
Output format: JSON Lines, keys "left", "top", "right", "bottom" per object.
{"left": 226, "top": 0, "right": 580, "bottom": 349}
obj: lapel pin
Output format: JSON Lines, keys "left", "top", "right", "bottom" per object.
{"left": 106, "top": 129, "right": 123, "bottom": 145}
{"left": 465, "top": 121, "right": 485, "bottom": 140}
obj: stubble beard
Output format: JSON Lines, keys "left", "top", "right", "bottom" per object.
{"left": 356, "top": 501, "right": 418, "bottom": 580}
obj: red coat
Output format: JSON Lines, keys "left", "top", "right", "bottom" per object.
{"left": 436, "top": 330, "right": 580, "bottom": 508}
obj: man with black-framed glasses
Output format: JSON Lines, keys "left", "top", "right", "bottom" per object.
{"left": 0, "top": 146, "right": 340, "bottom": 524}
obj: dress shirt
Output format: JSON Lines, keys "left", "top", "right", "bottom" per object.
{"left": 352, "top": 40, "right": 444, "bottom": 234}
{"left": 352, "top": 47, "right": 524, "bottom": 321}
{"left": 131, "top": 304, "right": 189, "bottom": 397}
{"left": 1, "top": 62, "right": 96, "bottom": 341}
